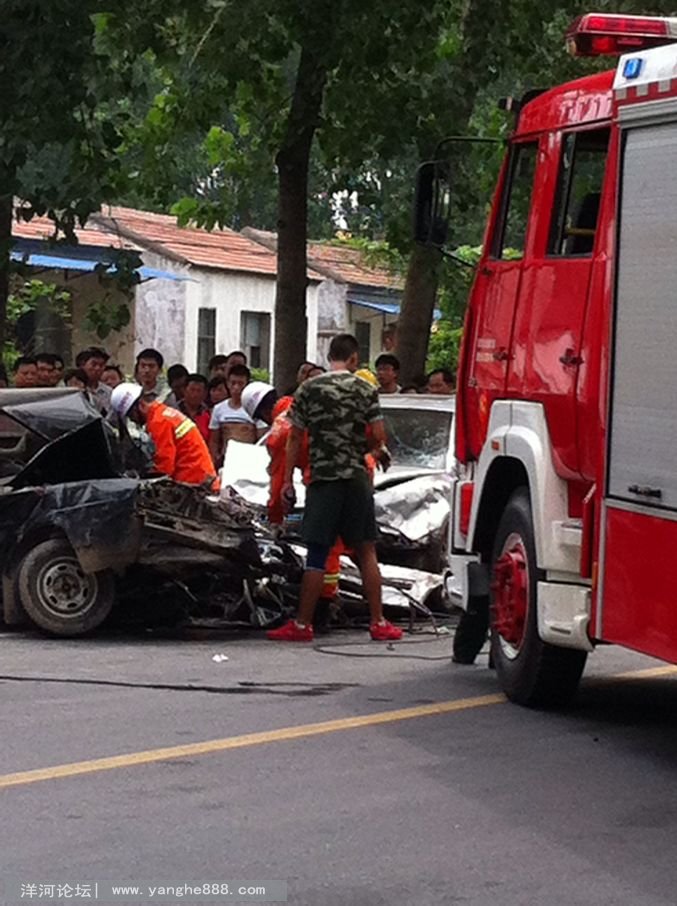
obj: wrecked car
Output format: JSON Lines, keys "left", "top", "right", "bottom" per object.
{"left": 0, "top": 389, "right": 274, "bottom": 637}
{"left": 222, "top": 394, "right": 455, "bottom": 574}
{"left": 375, "top": 394, "right": 454, "bottom": 572}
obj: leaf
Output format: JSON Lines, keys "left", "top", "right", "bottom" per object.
{"left": 204, "top": 125, "right": 235, "bottom": 166}
{"left": 171, "top": 196, "right": 200, "bottom": 226}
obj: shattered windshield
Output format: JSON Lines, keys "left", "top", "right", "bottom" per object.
{"left": 382, "top": 408, "right": 452, "bottom": 470}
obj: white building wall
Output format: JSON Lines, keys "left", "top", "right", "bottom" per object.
{"left": 184, "top": 269, "right": 277, "bottom": 373}
{"left": 134, "top": 250, "right": 189, "bottom": 367}
{"left": 305, "top": 282, "right": 320, "bottom": 365}
{"left": 315, "top": 279, "right": 348, "bottom": 367}
{"left": 131, "top": 252, "right": 337, "bottom": 379}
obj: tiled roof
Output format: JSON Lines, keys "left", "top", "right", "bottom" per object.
{"left": 242, "top": 227, "right": 401, "bottom": 289}
{"left": 12, "top": 205, "right": 402, "bottom": 289}
{"left": 97, "top": 206, "right": 280, "bottom": 276}
{"left": 12, "top": 214, "right": 139, "bottom": 250}
{"left": 307, "top": 241, "right": 402, "bottom": 289}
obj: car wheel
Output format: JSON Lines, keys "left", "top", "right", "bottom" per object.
{"left": 17, "top": 538, "right": 115, "bottom": 637}
{"left": 489, "top": 488, "right": 586, "bottom": 707}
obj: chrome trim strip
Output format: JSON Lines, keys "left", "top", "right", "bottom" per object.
{"left": 619, "top": 96, "right": 677, "bottom": 125}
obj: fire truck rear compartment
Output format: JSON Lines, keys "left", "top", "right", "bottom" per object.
{"left": 602, "top": 113, "right": 677, "bottom": 661}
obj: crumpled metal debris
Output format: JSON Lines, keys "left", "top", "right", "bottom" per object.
{"left": 374, "top": 474, "right": 450, "bottom": 543}
{"left": 222, "top": 441, "right": 450, "bottom": 549}
{"left": 339, "top": 556, "right": 445, "bottom": 612}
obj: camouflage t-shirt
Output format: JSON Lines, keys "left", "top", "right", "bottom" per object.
{"left": 289, "top": 371, "right": 382, "bottom": 483}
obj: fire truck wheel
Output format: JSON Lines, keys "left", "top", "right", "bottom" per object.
{"left": 452, "top": 597, "right": 489, "bottom": 664}
{"left": 489, "top": 488, "right": 587, "bottom": 707}
{"left": 17, "top": 538, "right": 115, "bottom": 637}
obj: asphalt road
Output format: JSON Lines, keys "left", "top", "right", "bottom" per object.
{"left": 2, "top": 624, "right": 677, "bottom": 906}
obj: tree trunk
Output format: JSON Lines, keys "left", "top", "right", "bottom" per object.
{"left": 0, "top": 193, "right": 12, "bottom": 356}
{"left": 397, "top": 242, "right": 442, "bottom": 386}
{"left": 273, "top": 47, "right": 326, "bottom": 393}
{"left": 396, "top": 0, "right": 504, "bottom": 384}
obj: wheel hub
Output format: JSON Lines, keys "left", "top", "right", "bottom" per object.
{"left": 491, "top": 535, "right": 528, "bottom": 653}
{"left": 38, "top": 558, "right": 97, "bottom": 618}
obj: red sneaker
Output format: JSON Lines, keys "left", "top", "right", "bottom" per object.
{"left": 369, "top": 620, "right": 403, "bottom": 641}
{"left": 266, "top": 620, "right": 314, "bottom": 642}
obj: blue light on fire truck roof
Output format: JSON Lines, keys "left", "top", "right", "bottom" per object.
{"left": 622, "top": 57, "right": 644, "bottom": 79}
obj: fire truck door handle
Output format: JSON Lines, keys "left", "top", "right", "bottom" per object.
{"left": 559, "top": 348, "right": 583, "bottom": 366}
{"left": 628, "top": 484, "right": 662, "bottom": 499}
{"left": 492, "top": 348, "right": 509, "bottom": 362}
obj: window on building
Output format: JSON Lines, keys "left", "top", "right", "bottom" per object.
{"left": 355, "top": 321, "right": 371, "bottom": 365}
{"left": 491, "top": 141, "right": 538, "bottom": 260}
{"left": 548, "top": 129, "right": 609, "bottom": 257}
{"left": 240, "top": 311, "right": 271, "bottom": 371}
{"left": 197, "top": 308, "right": 216, "bottom": 376}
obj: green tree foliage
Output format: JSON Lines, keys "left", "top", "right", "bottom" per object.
{"left": 101, "top": 0, "right": 462, "bottom": 389}
{"left": 4, "top": 279, "right": 72, "bottom": 363}
{"left": 0, "top": 1, "right": 153, "bottom": 350}
{"left": 7, "top": 1, "right": 677, "bottom": 382}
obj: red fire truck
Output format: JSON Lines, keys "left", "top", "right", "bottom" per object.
{"left": 416, "top": 13, "right": 677, "bottom": 706}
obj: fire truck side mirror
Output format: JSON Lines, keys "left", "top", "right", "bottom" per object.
{"left": 413, "top": 161, "right": 452, "bottom": 248}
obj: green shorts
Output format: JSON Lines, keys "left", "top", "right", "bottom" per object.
{"left": 302, "top": 473, "right": 377, "bottom": 548}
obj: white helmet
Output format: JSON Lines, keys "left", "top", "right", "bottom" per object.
{"left": 110, "top": 382, "right": 143, "bottom": 418}
{"left": 241, "top": 381, "right": 276, "bottom": 420}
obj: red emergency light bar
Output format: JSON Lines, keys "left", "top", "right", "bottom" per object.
{"left": 566, "top": 12, "right": 677, "bottom": 57}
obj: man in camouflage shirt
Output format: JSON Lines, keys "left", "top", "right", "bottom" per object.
{"left": 267, "top": 333, "right": 403, "bottom": 643}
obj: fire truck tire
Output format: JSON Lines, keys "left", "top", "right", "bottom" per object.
{"left": 490, "top": 488, "right": 587, "bottom": 707}
{"left": 17, "top": 538, "right": 115, "bottom": 637}
{"left": 452, "top": 597, "right": 489, "bottom": 664}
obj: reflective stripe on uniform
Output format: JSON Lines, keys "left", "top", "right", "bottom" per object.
{"left": 174, "top": 418, "right": 195, "bottom": 439}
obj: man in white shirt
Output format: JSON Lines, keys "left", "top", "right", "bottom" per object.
{"left": 208, "top": 364, "right": 261, "bottom": 466}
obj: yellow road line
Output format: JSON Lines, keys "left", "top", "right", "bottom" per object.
{"left": 0, "top": 693, "right": 505, "bottom": 791}
{"left": 3, "top": 663, "right": 676, "bottom": 791}
{"left": 604, "top": 664, "right": 677, "bottom": 681}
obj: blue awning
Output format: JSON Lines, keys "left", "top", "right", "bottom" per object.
{"left": 350, "top": 298, "right": 441, "bottom": 320}
{"left": 10, "top": 249, "right": 191, "bottom": 282}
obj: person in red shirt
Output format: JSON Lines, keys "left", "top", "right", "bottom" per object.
{"left": 110, "top": 382, "right": 218, "bottom": 489}
{"left": 177, "top": 374, "right": 211, "bottom": 442}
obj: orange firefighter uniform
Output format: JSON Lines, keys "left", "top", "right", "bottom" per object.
{"left": 146, "top": 401, "right": 220, "bottom": 489}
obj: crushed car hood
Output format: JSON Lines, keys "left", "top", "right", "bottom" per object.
{"left": 374, "top": 474, "right": 450, "bottom": 543}
{"left": 221, "top": 440, "right": 451, "bottom": 544}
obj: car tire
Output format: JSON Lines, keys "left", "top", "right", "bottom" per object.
{"left": 489, "top": 488, "right": 586, "bottom": 707}
{"left": 17, "top": 538, "right": 115, "bottom": 637}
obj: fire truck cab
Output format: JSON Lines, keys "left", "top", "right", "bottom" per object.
{"left": 419, "top": 14, "right": 677, "bottom": 705}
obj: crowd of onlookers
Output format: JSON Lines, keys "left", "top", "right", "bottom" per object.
{"left": 374, "top": 353, "right": 454, "bottom": 396}
{"left": 373, "top": 323, "right": 455, "bottom": 396}
{"left": 0, "top": 320, "right": 454, "bottom": 469}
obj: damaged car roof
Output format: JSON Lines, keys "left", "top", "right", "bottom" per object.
{"left": 0, "top": 387, "right": 102, "bottom": 439}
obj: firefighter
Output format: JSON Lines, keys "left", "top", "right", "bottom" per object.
{"left": 241, "top": 381, "right": 341, "bottom": 629}
{"left": 110, "top": 382, "right": 219, "bottom": 489}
